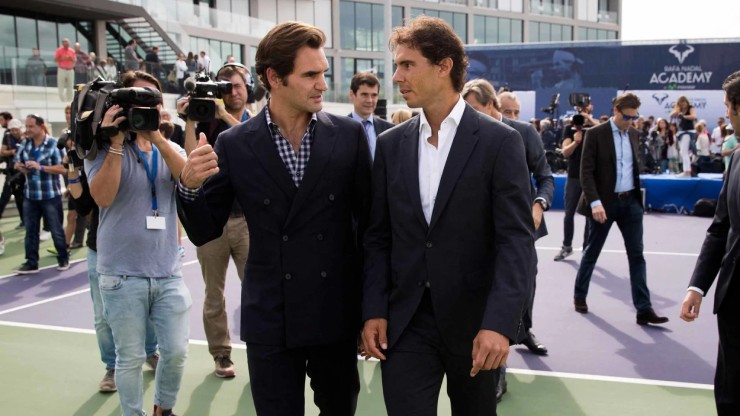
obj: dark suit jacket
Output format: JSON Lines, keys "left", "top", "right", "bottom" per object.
{"left": 577, "top": 121, "right": 643, "bottom": 217}
{"left": 363, "top": 104, "right": 536, "bottom": 356}
{"left": 348, "top": 113, "right": 394, "bottom": 135}
{"left": 501, "top": 117, "right": 554, "bottom": 240}
{"left": 178, "top": 110, "right": 372, "bottom": 347}
{"left": 689, "top": 152, "right": 740, "bottom": 314}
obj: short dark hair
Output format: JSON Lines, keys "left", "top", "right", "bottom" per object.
{"left": 612, "top": 92, "right": 641, "bottom": 111}
{"left": 350, "top": 72, "right": 380, "bottom": 94}
{"left": 26, "top": 114, "right": 45, "bottom": 126}
{"left": 0, "top": 112, "right": 12, "bottom": 121}
{"left": 128, "top": 39, "right": 135, "bottom": 46}
{"left": 121, "top": 70, "right": 162, "bottom": 93}
{"left": 723, "top": 70, "right": 740, "bottom": 110}
{"left": 255, "top": 21, "right": 326, "bottom": 92}
{"left": 390, "top": 16, "right": 468, "bottom": 92}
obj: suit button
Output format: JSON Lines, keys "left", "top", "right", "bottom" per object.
{"left": 317, "top": 234, "right": 324, "bottom": 241}
{"left": 263, "top": 198, "right": 270, "bottom": 205}
{"left": 425, "top": 241, "right": 433, "bottom": 248}
{"left": 320, "top": 271, "right": 327, "bottom": 278}
{"left": 417, "top": 281, "right": 423, "bottom": 287}
{"left": 425, "top": 281, "right": 431, "bottom": 288}
{"left": 282, "top": 235, "right": 289, "bottom": 242}
{"left": 285, "top": 273, "right": 292, "bottom": 280}
{"left": 328, "top": 194, "right": 335, "bottom": 201}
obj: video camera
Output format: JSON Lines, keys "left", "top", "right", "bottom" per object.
{"left": 72, "top": 78, "right": 162, "bottom": 160}
{"left": 569, "top": 92, "right": 591, "bottom": 108}
{"left": 56, "top": 128, "right": 84, "bottom": 168}
{"left": 183, "top": 71, "right": 233, "bottom": 122}
{"left": 541, "top": 93, "right": 560, "bottom": 115}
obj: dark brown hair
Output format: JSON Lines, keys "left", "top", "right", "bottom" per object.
{"left": 390, "top": 16, "right": 468, "bottom": 92}
{"left": 723, "top": 70, "right": 740, "bottom": 110}
{"left": 350, "top": 72, "right": 380, "bottom": 94}
{"left": 255, "top": 21, "right": 326, "bottom": 92}
{"left": 121, "top": 70, "right": 162, "bottom": 93}
{"left": 612, "top": 92, "right": 641, "bottom": 111}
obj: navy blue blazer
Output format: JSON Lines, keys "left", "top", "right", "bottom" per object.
{"left": 362, "top": 104, "right": 536, "bottom": 356}
{"left": 178, "top": 110, "right": 372, "bottom": 347}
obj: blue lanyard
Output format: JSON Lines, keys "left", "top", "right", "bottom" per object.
{"left": 241, "top": 110, "right": 249, "bottom": 123}
{"left": 134, "top": 144, "right": 159, "bottom": 214}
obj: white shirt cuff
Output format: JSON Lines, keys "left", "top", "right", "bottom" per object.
{"left": 687, "top": 286, "right": 705, "bottom": 296}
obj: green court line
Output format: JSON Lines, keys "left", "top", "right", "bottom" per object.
{"left": 0, "top": 324, "right": 714, "bottom": 415}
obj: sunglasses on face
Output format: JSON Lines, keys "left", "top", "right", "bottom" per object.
{"left": 619, "top": 111, "right": 640, "bottom": 122}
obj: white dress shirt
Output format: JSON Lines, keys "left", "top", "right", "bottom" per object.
{"left": 418, "top": 96, "right": 466, "bottom": 224}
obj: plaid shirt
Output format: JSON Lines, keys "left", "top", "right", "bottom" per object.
{"left": 178, "top": 105, "right": 318, "bottom": 200}
{"left": 14, "top": 135, "right": 63, "bottom": 200}
{"left": 264, "top": 105, "right": 317, "bottom": 187}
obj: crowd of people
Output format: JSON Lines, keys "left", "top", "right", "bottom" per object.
{"left": 1, "top": 15, "right": 739, "bottom": 416}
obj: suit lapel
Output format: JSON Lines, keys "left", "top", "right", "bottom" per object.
{"left": 400, "top": 118, "right": 428, "bottom": 232}
{"left": 428, "top": 106, "right": 479, "bottom": 232}
{"left": 245, "top": 111, "right": 297, "bottom": 200}
{"left": 285, "top": 112, "right": 337, "bottom": 227}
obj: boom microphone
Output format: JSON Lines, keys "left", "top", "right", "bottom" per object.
{"left": 184, "top": 77, "right": 196, "bottom": 92}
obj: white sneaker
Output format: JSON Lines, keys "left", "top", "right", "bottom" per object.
{"left": 39, "top": 231, "right": 51, "bottom": 241}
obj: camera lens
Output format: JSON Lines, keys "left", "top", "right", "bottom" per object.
{"left": 131, "top": 112, "right": 146, "bottom": 130}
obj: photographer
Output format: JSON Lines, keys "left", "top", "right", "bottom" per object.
{"left": 58, "top": 104, "right": 86, "bottom": 250}
{"left": 554, "top": 100, "right": 596, "bottom": 262}
{"left": 85, "top": 71, "right": 189, "bottom": 416}
{"left": 13, "top": 114, "right": 68, "bottom": 274}
{"left": 175, "top": 62, "right": 251, "bottom": 378}
{"left": 0, "top": 118, "right": 25, "bottom": 227}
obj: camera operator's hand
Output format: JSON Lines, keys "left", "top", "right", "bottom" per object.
{"left": 176, "top": 96, "right": 190, "bottom": 119}
{"left": 25, "top": 160, "right": 41, "bottom": 171}
{"left": 180, "top": 133, "right": 219, "bottom": 189}
{"left": 574, "top": 130, "right": 583, "bottom": 144}
{"left": 137, "top": 129, "right": 166, "bottom": 147}
{"left": 101, "top": 105, "right": 127, "bottom": 145}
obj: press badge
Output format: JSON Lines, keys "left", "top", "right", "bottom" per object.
{"left": 146, "top": 215, "right": 166, "bottom": 230}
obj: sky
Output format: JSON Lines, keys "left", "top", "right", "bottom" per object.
{"left": 621, "top": 0, "right": 740, "bottom": 41}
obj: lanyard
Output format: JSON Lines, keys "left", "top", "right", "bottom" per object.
{"left": 241, "top": 109, "right": 249, "bottom": 123}
{"left": 134, "top": 144, "right": 159, "bottom": 215}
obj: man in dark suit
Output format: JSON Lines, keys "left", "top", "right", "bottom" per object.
{"left": 361, "top": 16, "right": 535, "bottom": 415}
{"left": 574, "top": 92, "right": 668, "bottom": 325}
{"left": 681, "top": 70, "right": 740, "bottom": 416}
{"left": 348, "top": 71, "right": 394, "bottom": 161}
{"left": 177, "top": 22, "right": 371, "bottom": 415}
{"left": 462, "top": 79, "right": 554, "bottom": 400}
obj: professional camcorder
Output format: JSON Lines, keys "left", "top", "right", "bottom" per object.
{"left": 569, "top": 92, "right": 591, "bottom": 108}
{"left": 57, "top": 128, "right": 84, "bottom": 168}
{"left": 541, "top": 93, "right": 560, "bottom": 115}
{"left": 184, "top": 71, "right": 233, "bottom": 122}
{"left": 72, "top": 78, "right": 162, "bottom": 160}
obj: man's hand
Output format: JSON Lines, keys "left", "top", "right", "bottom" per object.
{"left": 532, "top": 203, "right": 544, "bottom": 230}
{"left": 137, "top": 129, "right": 165, "bottom": 147}
{"left": 574, "top": 130, "right": 583, "bottom": 143}
{"left": 360, "top": 318, "right": 388, "bottom": 361}
{"left": 680, "top": 291, "right": 703, "bottom": 322}
{"left": 24, "top": 160, "right": 41, "bottom": 171}
{"left": 101, "top": 105, "right": 126, "bottom": 145}
{"left": 180, "top": 133, "right": 218, "bottom": 189}
{"left": 176, "top": 96, "right": 190, "bottom": 117}
{"left": 14, "top": 162, "right": 29, "bottom": 173}
{"left": 470, "top": 329, "right": 509, "bottom": 377}
{"left": 592, "top": 205, "right": 607, "bottom": 224}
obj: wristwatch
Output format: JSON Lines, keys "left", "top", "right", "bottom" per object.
{"left": 535, "top": 198, "right": 549, "bottom": 211}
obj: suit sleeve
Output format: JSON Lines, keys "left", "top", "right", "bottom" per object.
{"left": 689, "top": 151, "right": 735, "bottom": 293}
{"left": 352, "top": 121, "right": 373, "bottom": 270}
{"left": 176, "top": 135, "right": 234, "bottom": 246}
{"left": 482, "top": 128, "right": 536, "bottom": 340}
{"left": 523, "top": 123, "right": 554, "bottom": 204}
{"left": 580, "top": 127, "right": 600, "bottom": 206}
{"left": 362, "top": 135, "right": 392, "bottom": 322}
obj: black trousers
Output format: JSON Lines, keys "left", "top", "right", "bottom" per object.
{"left": 716, "top": 276, "right": 740, "bottom": 416}
{"left": 381, "top": 291, "right": 498, "bottom": 416}
{"left": 246, "top": 338, "right": 360, "bottom": 416}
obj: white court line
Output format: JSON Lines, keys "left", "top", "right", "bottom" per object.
{"left": 537, "top": 246, "right": 699, "bottom": 257}
{"left": 0, "top": 288, "right": 91, "bottom": 316}
{"left": 0, "top": 320, "right": 710, "bottom": 390}
{"left": 0, "top": 258, "right": 87, "bottom": 280}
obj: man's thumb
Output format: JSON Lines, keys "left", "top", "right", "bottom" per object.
{"left": 197, "top": 132, "right": 208, "bottom": 148}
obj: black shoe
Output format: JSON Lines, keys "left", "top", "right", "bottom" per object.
{"left": 522, "top": 331, "right": 548, "bottom": 355}
{"left": 16, "top": 263, "right": 39, "bottom": 274}
{"left": 554, "top": 246, "right": 573, "bottom": 261}
{"left": 574, "top": 297, "right": 588, "bottom": 313}
{"left": 495, "top": 375, "right": 507, "bottom": 403}
{"left": 636, "top": 309, "right": 669, "bottom": 326}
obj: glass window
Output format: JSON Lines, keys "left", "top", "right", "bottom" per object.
{"left": 551, "top": 23, "right": 562, "bottom": 42}
{"left": 0, "top": 15, "right": 15, "bottom": 50}
{"left": 498, "top": 18, "right": 511, "bottom": 43}
{"left": 454, "top": 13, "right": 467, "bottom": 43}
{"left": 511, "top": 20, "right": 523, "bottom": 42}
{"left": 38, "top": 20, "right": 58, "bottom": 54}
{"left": 392, "top": 6, "right": 403, "bottom": 28}
{"left": 340, "top": 1, "right": 355, "bottom": 50}
{"left": 355, "top": 2, "right": 372, "bottom": 51}
{"left": 473, "top": 15, "right": 485, "bottom": 44}
{"left": 372, "top": 3, "right": 384, "bottom": 52}
{"left": 16, "top": 17, "right": 38, "bottom": 52}
{"left": 58, "top": 23, "right": 76, "bottom": 46}
{"left": 530, "top": 21, "right": 539, "bottom": 42}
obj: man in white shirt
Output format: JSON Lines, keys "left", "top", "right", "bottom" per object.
{"left": 712, "top": 117, "right": 727, "bottom": 155}
{"left": 361, "top": 16, "right": 535, "bottom": 415}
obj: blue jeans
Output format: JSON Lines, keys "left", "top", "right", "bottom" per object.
{"left": 87, "top": 249, "right": 158, "bottom": 369}
{"left": 100, "top": 274, "right": 191, "bottom": 415}
{"left": 23, "top": 196, "right": 67, "bottom": 267}
{"left": 574, "top": 195, "right": 652, "bottom": 313}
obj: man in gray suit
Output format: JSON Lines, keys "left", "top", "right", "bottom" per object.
{"left": 463, "top": 79, "right": 554, "bottom": 401}
{"left": 349, "top": 72, "right": 394, "bottom": 160}
{"left": 681, "top": 70, "right": 740, "bottom": 416}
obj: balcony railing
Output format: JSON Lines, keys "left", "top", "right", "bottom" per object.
{"left": 529, "top": 0, "right": 574, "bottom": 18}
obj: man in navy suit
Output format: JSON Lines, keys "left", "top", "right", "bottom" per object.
{"left": 348, "top": 72, "right": 394, "bottom": 160}
{"left": 177, "top": 21, "right": 371, "bottom": 415}
{"left": 462, "top": 79, "right": 554, "bottom": 401}
{"left": 361, "top": 16, "right": 535, "bottom": 415}
{"left": 681, "top": 70, "right": 740, "bottom": 416}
